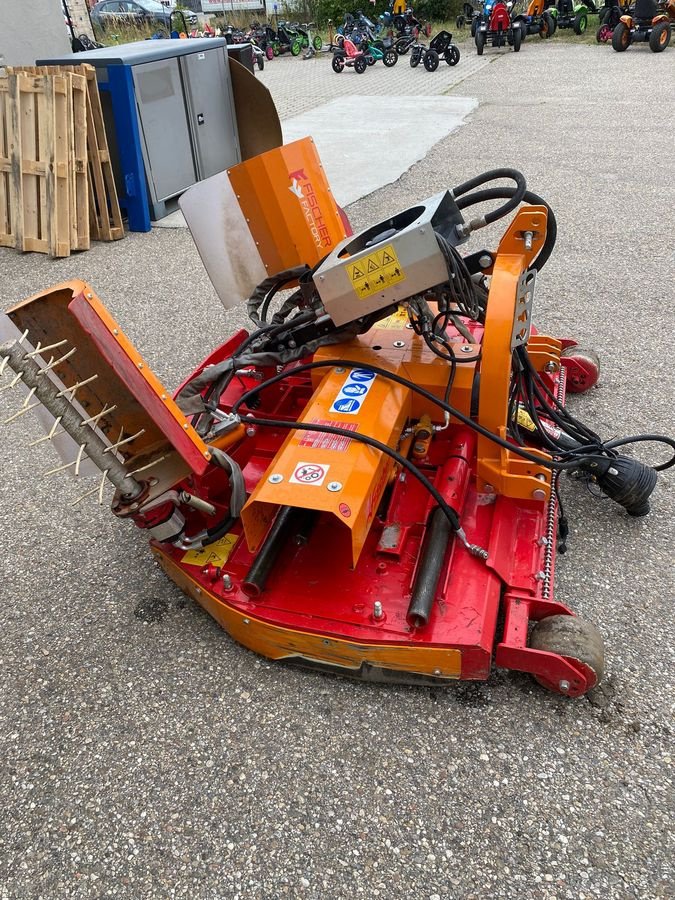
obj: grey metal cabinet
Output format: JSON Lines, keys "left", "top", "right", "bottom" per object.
{"left": 39, "top": 39, "right": 241, "bottom": 222}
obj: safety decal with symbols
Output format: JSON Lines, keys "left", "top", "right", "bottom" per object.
{"left": 290, "top": 462, "right": 330, "bottom": 486}
{"left": 346, "top": 243, "right": 406, "bottom": 300}
{"left": 182, "top": 533, "right": 238, "bottom": 568}
{"left": 329, "top": 368, "right": 376, "bottom": 415}
{"left": 299, "top": 419, "right": 358, "bottom": 451}
{"left": 374, "top": 308, "right": 409, "bottom": 329}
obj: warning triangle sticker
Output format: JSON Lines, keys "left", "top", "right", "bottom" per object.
{"left": 380, "top": 250, "right": 395, "bottom": 266}
{"left": 367, "top": 258, "right": 379, "bottom": 273}
{"left": 350, "top": 265, "right": 365, "bottom": 280}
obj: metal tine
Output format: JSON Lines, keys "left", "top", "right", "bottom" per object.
{"left": 80, "top": 404, "right": 116, "bottom": 427}
{"left": 0, "top": 372, "right": 23, "bottom": 394}
{"left": 74, "top": 443, "right": 87, "bottom": 477}
{"left": 56, "top": 373, "right": 98, "bottom": 399}
{"left": 29, "top": 416, "right": 63, "bottom": 447}
{"left": 70, "top": 469, "right": 110, "bottom": 507}
{"left": 38, "top": 346, "right": 77, "bottom": 375}
{"left": 22, "top": 386, "right": 37, "bottom": 407}
{"left": 25, "top": 339, "right": 68, "bottom": 359}
{"left": 103, "top": 428, "right": 145, "bottom": 454}
{"left": 129, "top": 455, "right": 167, "bottom": 476}
{"left": 2, "top": 401, "right": 41, "bottom": 425}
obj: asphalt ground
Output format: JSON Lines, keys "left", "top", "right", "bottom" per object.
{"left": 1, "top": 40, "right": 674, "bottom": 899}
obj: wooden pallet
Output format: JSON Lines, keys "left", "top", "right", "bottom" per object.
{"left": 0, "top": 64, "right": 123, "bottom": 255}
{"left": 0, "top": 72, "right": 71, "bottom": 256}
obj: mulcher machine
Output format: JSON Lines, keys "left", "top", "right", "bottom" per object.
{"left": 2, "top": 141, "right": 673, "bottom": 700}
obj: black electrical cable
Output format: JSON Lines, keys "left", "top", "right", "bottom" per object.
{"left": 241, "top": 414, "right": 462, "bottom": 533}
{"left": 230, "top": 359, "right": 619, "bottom": 473}
{"left": 602, "top": 435, "right": 675, "bottom": 472}
{"left": 455, "top": 187, "right": 557, "bottom": 271}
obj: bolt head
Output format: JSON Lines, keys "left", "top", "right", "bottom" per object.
{"left": 558, "top": 679, "right": 570, "bottom": 693}
{"left": 334, "top": 367, "right": 346, "bottom": 374}
{"left": 544, "top": 361, "right": 559, "bottom": 373}
{"left": 460, "top": 345, "right": 473, "bottom": 353}
{"left": 393, "top": 340, "right": 405, "bottom": 348}
{"left": 245, "top": 426, "right": 256, "bottom": 437}
{"left": 327, "top": 481, "right": 342, "bottom": 492}
{"left": 478, "top": 254, "right": 492, "bottom": 268}
{"left": 269, "top": 473, "right": 283, "bottom": 484}
{"left": 532, "top": 489, "right": 547, "bottom": 501}
{"left": 373, "top": 601, "right": 383, "bottom": 620}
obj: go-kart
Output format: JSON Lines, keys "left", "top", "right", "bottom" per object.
{"left": 332, "top": 35, "right": 369, "bottom": 72}
{"left": 612, "top": 0, "right": 671, "bottom": 46}
{"left": 410, "top": 30, "right": 461, "bottom": 68}
{"left": 513, "top": 0, "right": 558, "bottom": 36}
{"left": 546, "top": 0, "right": 596, "bottom": 33}
{"left": 596, "top": 0, "right": 630, "bottom": 40}
{"left": 475, "top": 0, "right": 524, "bottom": 52}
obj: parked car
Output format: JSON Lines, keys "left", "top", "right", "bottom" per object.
{"left": 90, "top": 0, "right": 198, "bottom": 34}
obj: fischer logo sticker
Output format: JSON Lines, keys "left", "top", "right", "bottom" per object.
{"left": 347, "top": 244, "right": 406, "bottom": 300}
{"left": 288, "top": 168, "right": 333, "bottom": 250}
{"left": 330, "top": 369, "right": 376, "bottom": 415}
{"left": 290, "top": 462, "right": 329, "bottom": 486}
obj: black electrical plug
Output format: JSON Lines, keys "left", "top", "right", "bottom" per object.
{"left": 582, "top": 456, "right": 658, "bottom": 517}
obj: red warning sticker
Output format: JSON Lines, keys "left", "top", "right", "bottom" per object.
{"left": 299, "top": 419, "right": 358, "bottom": 452}
{"left": 289, "top": 462, "right": 329, "bottom": 486}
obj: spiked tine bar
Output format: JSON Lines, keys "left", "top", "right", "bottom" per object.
{"left": 0, "top": 340, "right": 142, "bottom": 500}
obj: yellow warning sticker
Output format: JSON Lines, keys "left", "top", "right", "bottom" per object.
{"left": 374, "top": 308, "right": 409, "bottom": 329}
{"left": 181, "top": 533, "right": 238, "bottom": 568}
{"left": 347, "top": 244, "right": 406, "bottom": 300}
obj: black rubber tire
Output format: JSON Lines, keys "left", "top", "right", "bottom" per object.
{"left": 530, "top": 615, "right": 605, "bottom": 695}
{"left": 331, "top": 54, "right": 344, "bottom": 72}
{"left": 410, "top": 46, "right": 421, "bottom": 66}
{"left": 649, "top": 20, "right": 671, "bottom": 51}
{"left": 595, "top": 24, "right": 603, "bottom": 40}
{"left": 383, "top": 48, "right": 398, "bottom": 66}
{"left": 424, "top": 48, "right": 440, "bottom": 70}
{"left": 514, "top": 17, "right": 528, "bottom": 39}
{"left": 395, "top": 37, "right": 410, "bottom": 53}
{"left": 445, "top": 44, "right": 461, "bottom": 64}
{"left": 612, "top": 21, "right": 630, "bottom": 49}
{"left": 313, "top": 35, "right": 323, "bottom": 50}
{"left": 476, "top": 29, "right": 485, "bottom": 53}
{"left": 290, "top": 39, "right": 302, "bottom": 56}
{"left": 256, "top": 53, "right": 264, "bottom": 70}
{"left": 513, "top": 25, "right": 522, "bottom": 50}
{"left": 560, "top": 345, "right": 600, "bottom": 392}
{"left": 573, "top": 12, "right": 588, "bottom": 33}
{"left": 354, "top": 55, "right": 367, "bottom": 73}
{"left": 541, "top": 11, "right": 556, "bottom": 36}
{"left": 471, "top": 17, "right": 478, "bottom": 36}
{"left": 366, "top": 53, "right": 376, "bottom": 65}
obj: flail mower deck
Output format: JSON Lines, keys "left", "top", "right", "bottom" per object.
{"left": 2, "top": 143, "right": 672, "bottom": 699}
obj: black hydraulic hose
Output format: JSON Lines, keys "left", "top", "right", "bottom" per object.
{"left": 231, "top": 358, "right": 615, "bottom": 473}
{"left": 242, "top": 505, "right": 307, "bottom": 596}
{"left": 455, "top": 187, "right": 557, "bottom": 271}
{"left": 407, "top": 508, "right": 452, "bottom": 628}
{"left": 452, "top": 168, "right": 528, "bottom": 227}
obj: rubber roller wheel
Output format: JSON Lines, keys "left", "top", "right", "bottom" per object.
{"left": 529, "top": 615, "right": 605, "bottom": 695}
{"left": 560, "top": 345, "right": 600, "bottom": 393}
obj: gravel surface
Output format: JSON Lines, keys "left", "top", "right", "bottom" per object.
{"left": 1, "top": 41, "right": 674, "bottom": 899}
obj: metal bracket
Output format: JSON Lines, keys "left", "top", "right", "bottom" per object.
{"left": 511, "top": 268, "right": 535, "bottom": 349}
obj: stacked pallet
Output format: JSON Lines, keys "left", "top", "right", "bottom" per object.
{"left": 0, "top": 64, "right": 123, "bottom": 257}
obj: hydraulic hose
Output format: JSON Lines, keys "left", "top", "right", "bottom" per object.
{"left": 452, "top": 168, "right": 528, "bottom": 228}
{"left": 455, "top": 187, "right": 557, "bottom": 271}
